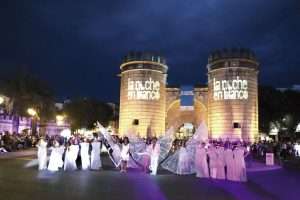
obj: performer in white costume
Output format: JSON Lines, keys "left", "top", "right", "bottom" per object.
{"left": 97, "top": 122, "right": 174, "bottom": 172}
{"left": 127, "top": 130, "right": 146, "bottom": 169}
{"left": 120, "top": 137, "right": 130, "bottom": 172}
{"left": 132, "top": 127, "right": 175, "bottom": 172}
{"left": 142, "top": 139, "right": 152, "bottom": 172}
{"left": 110, "top": 137, "right": 122, "bottom": 168}
{"left": 64, "top": 140, "right": 79, "bottom": 171}
{"left": 216, "top": 145, "right": 226, "bottom": 180}
{"left": 195, "top": 142, "right": 209, "bottom": 178}
{"left": 177, "top": 142, "right": 192, "bottom": 175}
{"left": 149, "top": 137, "right": 160, "bottom": 175}
{"left": 90, "top": 137, "right": 102, "bottom": 170}
{"left": 208, "top": 145, "right": 218, "bottom": 179}
{"left": 224, "top": 145, "right": 235, "bottom": 181}
{"left": 233, "top": 144, "right": 248, "bottom": 182}
{"left": 37, "top": 137, "right": 48, "bottom": 170}
{"left": 48, "top": 140, "right": 63, "bottom": 172}
{"left": 162, "top": 124, "right": 208, "bottom": 175}
{"left": 96, "top": 122, "right": 122, "bottom": 167}
{"left": 80, "top": 139, "right": 90, "bottom": 170}
{"left": 57, "top": 145, "right": 65, "bottom": 168}
{"left": 294, "top": 142, "right": 300, "bottom": 157}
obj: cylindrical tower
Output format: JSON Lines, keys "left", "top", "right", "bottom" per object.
{"left": 207, "top": 48, "right": 259, "bottom": 142}
{"left": 119, "top": 51, "right": 168, "bottom": 137}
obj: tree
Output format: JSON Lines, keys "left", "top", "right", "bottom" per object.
{"left": 63, "top": 98, "right": 113, "bottom": 131}
{"left": 259, "top": 85, "right": 300, "bottom": 138}
{"left": 0, "top": 71, "right": 56, "bottom": 134}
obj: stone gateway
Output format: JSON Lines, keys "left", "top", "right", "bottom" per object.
{"left": 118, "top": 49, "right": 259, "bottom": 142}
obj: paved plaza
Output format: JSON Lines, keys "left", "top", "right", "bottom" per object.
{"left": 1, "top": 151, "right": 300, "bottom": 200}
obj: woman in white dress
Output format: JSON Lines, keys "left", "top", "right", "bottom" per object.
{"left": 208, "top": 145, "right": 218, "bottom": 179}
{"left": 37, "top": 137, "right": 48, "bottom": 170}
{"left": 48, "top": 140, "right": 63, "bottom": 172}
{"left": 64, "top": 140, "right": 79, "bottom": 171}
{"left": 195, "top": 142, "right": 209, "bottom": 178}
{"left": 216, "top": 145, "right": 226, "bottom": 180}
{"left": 58, "top": 145, "right": 65, "bottom": 168}
{"left": 162, "top": 127, "right": 202, "bottom": 176}
{"left": 90, "top": 137, "right": 102, "bottom": 170}
{"left": 142, "top": 138, "right": 152, "bottom": 172}
{"left": 120, "top": 137, "right": 130, "bottom": 172}
{"left": 80, "top": 138, "right": 90, "bottom": 170}
{"left": 97, "top": 123, "right": 122, "bottom": 168}
{"left": 111, "top": 137, "right": 122, "bottom": 168}
{"left": 149, "top": 137, "right": 160, "bottom": 175}
{"left": 233, "top": 144, "right": 248, "bottom": 182}
{"left": 177, "top": 142, "right": 192, "bottom": 175}
{"left": 224, "top": 144, "right": 235, "bottom": 181}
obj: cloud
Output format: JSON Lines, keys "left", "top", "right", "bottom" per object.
{"left": 6, "top": 0, "right": 300, "bottom": 100}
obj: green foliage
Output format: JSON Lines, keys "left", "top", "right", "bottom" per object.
{"left": 63, "top": 98, "right": 113, "bottom": 130}
{"left": 0, "top": 71, "right": 56, "bottom": 120}
{"left": 259, "top": 86, "right": 300, "bottom": 136}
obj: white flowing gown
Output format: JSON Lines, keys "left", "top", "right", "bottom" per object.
{"left": 216, "top": 147, "right": 226, "bottom": 180}
{"left": 48, "top": 144, "right": 63, "bottom": 172}
{"left": 37, "top": 140, "right": 47, "bottom": 170}
{"left": 224, "top": 148, "right": 235, "bottom": 181}
{"left": 150, "top": 143, "right": 160, "bottom": 175}
{"left": 91, "top": 141, "right": 102, "bottom": 170}
{"left": 195, "top": 145, "right": 209, "bottom": 178}
{"left": 208, "top": 147, "right": 218, "bottom": 179}
{"left": 142, "top": 144, "right": 152, "bottom": 169}
{"left": 64, "top": 145, "right": 79, "bottom": 171}
{"left": 233, "top": 147, "right": 247, "bottom": 182}
{"left": 177, "top": 147, "right": 193, "bottom": 175}
{"left": 121, "top": 143, "right": 130, "bottom": 161}
{"left": 80, "top": 142, "right": 90, "bottom": 170}
{"left": 97, "top": 123, "right": 122, "bottom": 167}
{"left": 162, "top": 125, "right": 209, "bottom": 175}
{"left": 111, "top": 143, "right": 122, "bottom": 167}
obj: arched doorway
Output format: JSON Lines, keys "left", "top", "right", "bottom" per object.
{"left": 166, "top": 99, "right": 207, "bottom": 139}
{"left": 176, "top": 122, "right": 195, "bottom": 139}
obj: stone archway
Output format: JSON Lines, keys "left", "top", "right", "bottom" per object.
{"left": 166, "top": 99, "right": 207, "bottom": 131}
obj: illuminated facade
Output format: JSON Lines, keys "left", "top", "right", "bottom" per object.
{"left": 119, "top": 49, "right": 259, "bottom": 141}
{"left": 118, "top": 52, "right": 167, "bottom": 137}
{"left": 207, "top": 49, "right": 259, "bottom": 141}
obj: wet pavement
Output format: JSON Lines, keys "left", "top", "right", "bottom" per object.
{"left": 0, "top": 152, "right": 299, "bottom": 200}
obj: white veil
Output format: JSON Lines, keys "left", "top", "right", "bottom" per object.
{"left": 158, "top": 127, "right": 175, "bottom": 163}
{"left": 161, "top": 122, "right": 207, "bottom": 175}
{"left": 96, "top": 122, "right": 122, "bottom": 167}
{"left": 127, "top": 130, "right": 146, "bottom": 168}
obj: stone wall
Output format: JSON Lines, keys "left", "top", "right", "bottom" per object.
{"left": 119, "top": 54, "right": 168, "bottom": 137}
{"left": 207, "top": 49, "right": 259, "bottom": 141}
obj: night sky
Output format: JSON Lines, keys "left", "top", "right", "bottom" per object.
{"left": 3, "top": 0, "right": 300, "bottom": 102}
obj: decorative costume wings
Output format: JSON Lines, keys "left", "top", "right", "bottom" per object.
{"left": 158, "top": 127, "right": 175, "bottom": 163}
{"left": 127, "top": 131, "right": 146, "bottom": 168}
{"left": 161, "top": 123, "right": 207, "bottom": 175}
{"left": 96, "top": 122, "right": 122, "bottom": 167}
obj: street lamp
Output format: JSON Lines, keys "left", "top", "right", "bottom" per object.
{"left": 27, "top": 108, "right": 37, "bottom": 116}
{"left": 56, "top": 114, "right": 65, "bottom": 126}
{"left": 27, "top": 108, "right": 38, "bottom": 136}
{"left": 0, "top": 96, "right": 4, "bottom": 105}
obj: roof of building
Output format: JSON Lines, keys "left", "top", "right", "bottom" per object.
{"left": 208, "top": 48, "right": 257, "bottom": 63}
{"left": 122, "top": 51, "right": 166, "bottom": 65}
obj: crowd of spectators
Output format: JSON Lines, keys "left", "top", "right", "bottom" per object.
{"left": 2, "top": 130, "right": 300, "bottom": 167}
{"left": 250, "top": 140, "right": 300, "bottom": 162}
{"left": 0, "top": 131, "right": 38, "bottom": 153}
